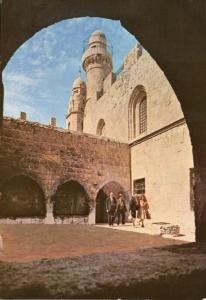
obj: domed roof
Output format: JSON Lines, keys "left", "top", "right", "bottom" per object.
{"left": 89, "top": 30, "right": 107, "bottom": 46}
{"left": 91, "top": 30, "right": 106, "bottom": 37}
{"left": 72, "top": 77, "right": 85, "bottom": 88}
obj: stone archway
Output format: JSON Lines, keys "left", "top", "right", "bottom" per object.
{"left": 1, "top": 1, "right": 206, "bottom": 241}
{"left": 0, "top": 175, "right": 46, "bottom": 218}
{"left": 53, "top": 180, "right": 90, "bottom": 218}
{"left": 95, "top": 181, "right": 130, "bottom": 224}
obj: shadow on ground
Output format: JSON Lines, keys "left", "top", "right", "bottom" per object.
{"left": 1, "top": 242, "right": 206, "bottom": 299}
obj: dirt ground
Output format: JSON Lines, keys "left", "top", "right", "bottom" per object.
{"left": 1, "top": 225, "right": 206, "bottom": 299}
{"left": 0, "top": 224, "right": 184, "bottom": 262}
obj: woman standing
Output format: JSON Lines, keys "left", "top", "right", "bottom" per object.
{"left": 138, "top": 194, "right": 149, "bottom": 227}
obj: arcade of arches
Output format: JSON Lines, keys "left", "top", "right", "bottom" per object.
{"left": 1, "top": 1, "right": 206, "bottom": 242}
{"left": 0, "top": 117, "right": 130, "bottom": 224}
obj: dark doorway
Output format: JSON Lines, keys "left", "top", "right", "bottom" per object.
{"left": 95, "top": 181, "right": 129, "bottom": 224}
{"left": 0, "top": 175, "right": 46, "bottom": 218}
{"left": 53, "top": 180, "right": 89, "bottom": 218}
{"left": 96, "top": 189, "right": 108, "bottom": 224}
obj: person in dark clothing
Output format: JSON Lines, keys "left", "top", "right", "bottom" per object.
{"left": 129, "top": 194, "right": 140, "bottom": 226}
{"left": 117, "top": 193, "right": 127, "bottom": 225}
{"left": 106, "top": 192, "right": 117, "bottom": 226}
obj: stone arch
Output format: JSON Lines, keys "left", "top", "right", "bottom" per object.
{"left": 0, "top": 175, "right": 46, "bottom": 218}
{"left": 2, "top": 3, "right": 206, "bottom": 241}
{"left": 128, "top": 85, "right": 147, "bottom": 140}
{"left": 96, "top": 119, "right": 105, "bottom": 136}
{"left": 52, "top": 180, "right": 90, "bottom": 218}
{"left": 95, "top": 180, "right": 130, "bottom": 224}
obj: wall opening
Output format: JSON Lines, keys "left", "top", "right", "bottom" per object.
{"left": 95, "top": 181, "right": 129, "bottom": 224}
{"left": 133, "top": 178, "right": 145, "bottom": 195}
{"left": 53, "top": 180, "right": 89, "bottom": 218}
{"left": 0, "top": 175, "right": 46, "bottom": 218}
{"left": 96, "top": 119, "right": 105, "bottom": 136}
{"left": 128, "top": 85, "right": 147, "bottom": 140}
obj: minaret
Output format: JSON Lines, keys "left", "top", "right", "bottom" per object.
{"left": 66, "top": 77, "right": 86, "bottom": 132}
{"left": 82, "top": 30, "right": 112, "bottom": 101}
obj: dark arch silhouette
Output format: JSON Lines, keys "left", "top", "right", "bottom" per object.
{"left": 95, "top": 181, "right": 130, "bottom": 224}
{"left": 2, "top": 2, "right": 206, "bottom": 241}
{"left": 0, "top": 175, "right": 46, "bottom": 218}
{"left": 53, "top": 180, "right": 89, "bottom": 217}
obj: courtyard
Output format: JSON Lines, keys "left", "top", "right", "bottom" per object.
{"left": 0, "top": 224, "right": 206, "bottom": 299}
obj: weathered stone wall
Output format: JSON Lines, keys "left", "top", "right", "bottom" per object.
{"left": 83, "top": 45, "right": 195, "bottom": 231}
{"left": 0, "top": 117, "right": 130, "bottom": 223}
{"left": 130, "top": 121, "right": 194, "bottom": 229}
{"left": 83, "top": 47, "right": 183, "bottom": 142}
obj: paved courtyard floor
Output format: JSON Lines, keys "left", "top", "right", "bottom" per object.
{"left": 96, "top": 219, "right": 195, "bottom": 242}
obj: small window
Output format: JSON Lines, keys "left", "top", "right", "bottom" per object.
{"left": 133, "top": 178, "right": 145, "bottom": 195}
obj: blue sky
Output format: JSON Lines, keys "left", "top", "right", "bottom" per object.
{"left": 3, "top": 17, "right": 137, "bottom": 128}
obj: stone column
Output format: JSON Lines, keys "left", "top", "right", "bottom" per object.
{"left": 44, "top": 197, "right": 55, "bottom": 224}
{"left": 88, "top": 198, "right": 96, "bottom": 224}
{"left": 194, "top": 165, "right": 206, "bottom": 242}
{"left": 0, "top": 73, "right": 3, "bottom": 127}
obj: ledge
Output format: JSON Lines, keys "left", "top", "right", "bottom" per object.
{"left": 129, "top": 117, "right": 186, "bottom": 147}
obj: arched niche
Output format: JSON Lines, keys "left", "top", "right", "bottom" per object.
{"left": 52, "top": 180, "right": 89, "bottom": 217}
{"left": 96, "top": 119, "right": 105, "bottom": 136}
{"left": 0, "top": 175, "right": 46, "bottom": 218}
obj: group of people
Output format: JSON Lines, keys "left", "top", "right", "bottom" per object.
{"left": 105, "top": 192, "right": 150, "bottom": 227}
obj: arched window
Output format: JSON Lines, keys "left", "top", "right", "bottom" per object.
{"left": 128, "top": 85, "right": 147, "bottom": 139}
{"left": 139, "top": 97, "right": 147, "bottom": 134}
{"left": 96, "top": 119, "right": 105, "bottom": 136}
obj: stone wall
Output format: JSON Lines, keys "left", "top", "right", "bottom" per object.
{"left": 130, "top": 121, "right": 194, "bottom": 229}
{"left": 83, "top": 47, "right": 183, "bottom": 142}
{"left": 0, "top": 117, "right": 130, "bottom": 223}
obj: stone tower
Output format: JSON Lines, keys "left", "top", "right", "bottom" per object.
{"left": 82, "top": 30, "right": 112, "bottom": 101}
{"left": 66, "top": 77, "right": 86, "bottom": 131}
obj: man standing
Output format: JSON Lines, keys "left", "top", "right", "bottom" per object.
{"left": 117, "top": 193, "right": 127, "bottom": 225}
{"left": 106, "top": 192, "right": 117, "bottom": 226}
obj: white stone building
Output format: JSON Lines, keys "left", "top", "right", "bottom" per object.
{"left": 66, "top": 30, "right": 194, "bottom": 230}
